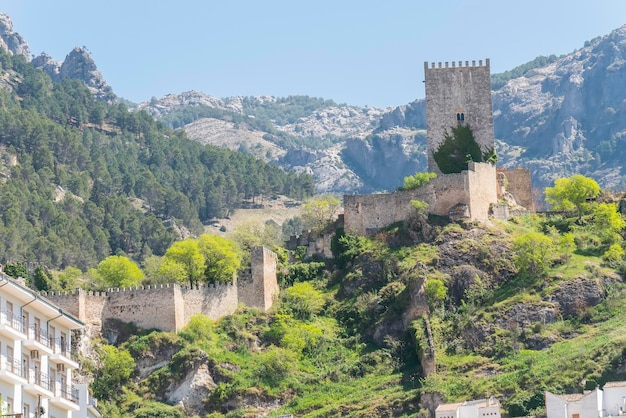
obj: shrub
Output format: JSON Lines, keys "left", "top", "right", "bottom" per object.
{"left": 91, "top": 345, "right": 136, "bottom": 401}
{"left": 401, "top": 172, "right": 437, "bottom": 191}
{"left": 513, "top": 232, "right": 555, "bottom": 277}
{"left": 254, "top": 346, "right": 297, "bottom": 385}
{"left": 602, "top": 243, "right": 625, "bottom": 268}
{"left": 281, "top": 282, "right": 326, "bottom": 320}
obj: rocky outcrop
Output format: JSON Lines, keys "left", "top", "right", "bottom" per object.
{"left": 493, "top": 25, "right": 626, "bottom": 189}
{"left": 342, "top": 128, "right": 427, "bottom": 191}
{"left": 551, "top": 275, "right": 612, "bottom": 318}
{"left": 0, "top": 13, "right": 29, "bottom": 58}
{"left": 136, "top": 91, "right": 244, "bottom": 118}
{"left": 31, "top": 46, "right": 116, "bottom": 103}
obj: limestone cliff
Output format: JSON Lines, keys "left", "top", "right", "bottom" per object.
{"left": 32, "top": 46, "right": 116, "bottom": 103}
{"left": 0, "top": 13, "right": 30, "bottom": 58}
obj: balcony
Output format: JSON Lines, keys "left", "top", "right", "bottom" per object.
{"left": 0, "top": 357, "right": 27, "bottom": 384}
{"left": 0, "top": 310, "right": 25, "bottom": 340}
{"left": 24, "top": 370, "right": 53, "bottom": 397}
{"left": 48, "top": 338, "right": 79, "bottom": 369}
{"left": 22, "top": 325, "right": 53, "bottom": 354}
{"left": 49, "top": 383, "right": 80, "bottom": 411}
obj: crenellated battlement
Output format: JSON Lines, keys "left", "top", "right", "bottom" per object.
{"left": 41, "top": 246, "right": 279, "bottom": 335}
{"left": 424, "top": 58, "right": 490, "bottom": 71}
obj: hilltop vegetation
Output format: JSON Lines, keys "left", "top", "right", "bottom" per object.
{"left": 84, "top": 175, "right": 626, "bottom": 417}
{"left": 0, "top": 47, "right": 313, "bottom": 270}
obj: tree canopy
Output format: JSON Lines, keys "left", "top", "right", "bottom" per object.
{"left": 432, "top": 125, "right": 495, "bottom": 174}
{"left": 301, "top": 194, "right": 341, "bottom": 233}
{"left": 401, "top": 172, "right": 437, "bottom": 191}
{"left": 545, "top": 174, "right": 601, "bottom": 220}
{"left": 95, "top": 255, "right": 144, "bottom": 289}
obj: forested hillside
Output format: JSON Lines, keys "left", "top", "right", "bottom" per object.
{"left": 0, "top": 47, "right": 313, "bottom": 270}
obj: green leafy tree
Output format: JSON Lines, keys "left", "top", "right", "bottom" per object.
{"left": 133, "top": 405, "right": 184, "bottom": 418}
{"left": 514, "top": 232, "right": 555, "bottom": 277}
{"left": 33, "top": 265, "right": 52, "bottom": 291}
{"left": 545, "top": 174, "right": 601, "bottom": 220}
{"left": 424, "top": 278, "right": 447, "bottom": 311}
{"left": 57, "top": 266, "right": 83, "bottom": 290}
{"left": 602, "top": 243, "right": 625, "bottom": 268}
{"left": 95, "top": 255, "right": 144, "bottom": 288}
{"left": 229, "top": 219, "right": 278, "bottom": 258}
{"left": 163, "top": 239, "right": 204, "bottom": 286}
{"left": 401, "top": 172, "right": 437, "bottom": 191}
{"left": 281, "top": 282, "right": 326, "bottom": 320}
{"left": 198, "top": 234, "right": 242, "bottom": 283}
{"left": 301, "top": 194, "right": 341, "bottom": 233}
{"left": 4, "top": 262, "right": 29, "bottom": 280}
{"left": 91, "top": 345, "right": 136, "bottom": 401}
{"left": 589, "top": 202, "right": 626, "bottom": 245}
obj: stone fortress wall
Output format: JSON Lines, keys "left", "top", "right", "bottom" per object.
{"left": 342, "top": 58, "right": 531, "bottom": 237}
{"left": 343, "top": 162, "right": 498, "bottom": 236}
{"left": 41, "top": 246, "right": 278, "bottom": 334}
{"left": 497, "top": 167, "right": 535, "bottom": 211}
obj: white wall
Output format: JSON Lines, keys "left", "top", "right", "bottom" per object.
{"left": 603, "top": 385, "right": 626, "bottom": 416}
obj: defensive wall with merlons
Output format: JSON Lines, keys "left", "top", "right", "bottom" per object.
{"left": 40, "top": 246, "right": 279, "bottom": 334}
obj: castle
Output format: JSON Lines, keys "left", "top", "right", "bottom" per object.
{"left": 344, "top": 59, "right": 533, "bottom": 236}
{"left": 40, "top": 247, "right": 279, "bottom": 336}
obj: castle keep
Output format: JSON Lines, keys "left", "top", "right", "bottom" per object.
{"left": 424, "top": 59, "right": 495, "bottom": 174}
{"left": 41, "top": 247, "right": 279, "bottom": 335}
{"left": 343, "top": 59, "right": 532, "bottom": 236}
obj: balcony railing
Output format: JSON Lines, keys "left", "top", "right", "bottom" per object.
{"left": 50, "top": 338, "right": 73, "bottom": 358}
{"left": 5, "top": 358, "right": 25, "bottom": 378}
{"left": 28, "top": 371, "right": 52, "bottom": 391}
{"left": 0, "top": 310, "right": 24, "bottom": 334}
{"left": 57, "top": 385, "right": 78, "bottom": 403}
{"left": 26, "top": 325, "right": 51, "bottom": 348}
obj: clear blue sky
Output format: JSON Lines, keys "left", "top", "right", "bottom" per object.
{"left": 3, "top": 1, "right": 626, "bottom": 108}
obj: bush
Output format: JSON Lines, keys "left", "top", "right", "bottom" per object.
{"left": 254, "top": 346, "right": 297, "bottom": 385}
{"left": 602, "top": 243, "right": 625, "bottom": 268}
{"left": 513, "top": 232, "right": 555, "bottom": 277}
{"left": 281, "top": 282, "right": 326, "bottom": 320}
{"left": 91, "top": 345, "right": 136, "bottom": 401}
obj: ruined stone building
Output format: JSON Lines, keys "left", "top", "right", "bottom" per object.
{"left": 344, "top": 59, "right": 533, "bottom": 236}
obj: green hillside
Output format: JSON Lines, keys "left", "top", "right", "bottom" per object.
{"left": 0, "top": 47, "right": 313, "bottom": 270}
{"left": 90, "top": 189, "right": 626, "bottom": 417}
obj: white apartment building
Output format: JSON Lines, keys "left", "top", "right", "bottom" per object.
{"left": 0, "top": 272, "right": 88, "bottom": 418}
{"left": 436, "top": 397, "right": 502, "bottom": 418}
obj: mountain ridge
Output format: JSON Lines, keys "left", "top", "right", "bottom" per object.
{"left": 3, "top": 12, "right": 625, "bottom": 195}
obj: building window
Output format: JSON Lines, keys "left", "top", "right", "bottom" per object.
{"left": 456, "top": 113, "right": 465, "bottom": 122}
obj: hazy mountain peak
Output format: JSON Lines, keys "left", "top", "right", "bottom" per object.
{"left": 0, "top": 13, "right": 30, "bottom": 58}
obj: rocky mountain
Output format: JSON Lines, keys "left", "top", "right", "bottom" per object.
{"left": 138, "top": 25, "right": 626, "bottom": 195}
{"left": 0, "top": 13, "right": 29, "bottom": 58}
{"left": 32, "top": 46, "right": 116, "bottom": 103}
{"left": 0, "top": 14, "right": 115, "bottom": 103}
{"left": 4, "top": 10, "right": 626, "bottom": 195}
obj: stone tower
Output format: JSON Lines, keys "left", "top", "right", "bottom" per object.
{"left": 237, "top": 246, "right": 279, "bottom": 310}
{"left": 424, "top": 59, "right": 495, "bottom": 174}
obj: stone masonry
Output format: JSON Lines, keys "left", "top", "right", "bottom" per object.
{"left": 41, "top": 246, "right": 279, "bottom": 334}
{"left": 424, "top": 59, "right": 495, "bottom": 175}
{"left": 342, "top": 58, "right": 527, "bottom": 236}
